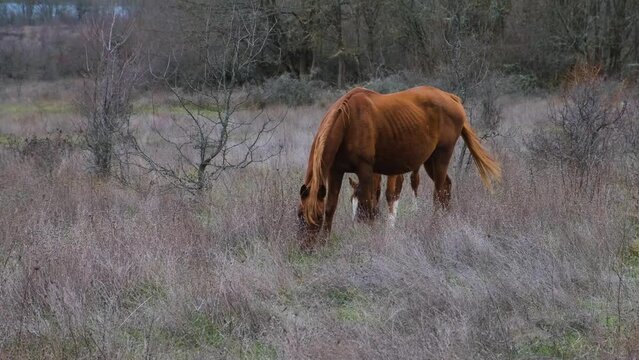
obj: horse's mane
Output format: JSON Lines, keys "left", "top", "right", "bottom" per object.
{"left": 304, "top": 89, "right": 361, "bottom": 226}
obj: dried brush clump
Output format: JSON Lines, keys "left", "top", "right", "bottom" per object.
{"left": 528, "top": 67, "right": 634, "bottom": 197}
{"left": 1, "top": 145, "right": 637, "bottom": 359}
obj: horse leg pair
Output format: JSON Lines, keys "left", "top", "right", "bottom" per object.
{"left": 386, "top": 170, "right": 421, "bottom": 217}
{"left": 350, "top": 171, "right": 397, "bottom": 223}
{"left": 350, "top": 170, "right": 420, "bottom": 226}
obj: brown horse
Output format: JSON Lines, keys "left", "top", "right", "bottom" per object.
{"left": 348, "top": 170, "right": 420, "bottom": 226}
{"left": 297, "top": 85, "right": 501, "bottom": 249}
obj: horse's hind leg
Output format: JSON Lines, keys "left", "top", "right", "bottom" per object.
{"left": 386, "top": 175, "right": 404, "bottom": 226}
{"left": 424, "top": 147, "right": 454, "bottom": 209}
{"left": 409, "top": 170, "right": 420, "bottom": 208}
{"left": 410, "top": 170, "right": 420, "bottom": 198}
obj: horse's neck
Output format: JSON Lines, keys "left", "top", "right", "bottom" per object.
{"left": 316, "top": 110, "right": 347, "bottom": 181}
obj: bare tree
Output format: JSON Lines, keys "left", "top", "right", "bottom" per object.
{"left": 438, "top": 0, "right": 491, "bottom": 99}
{"left": 78, "top": 11, "right": 142, "bottom": 179}
{"left": 357, "top": 0, "right": 384, "bottom": 74}
{"left": 137, "top": 0, "right": 281, "bottom": 194}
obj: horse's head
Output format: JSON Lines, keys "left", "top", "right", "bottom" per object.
{"left": 297, "top": 183, "right": 327, "bottom": 249}
{"left": 348, "top": 176, "right": 381, "bottom": 221}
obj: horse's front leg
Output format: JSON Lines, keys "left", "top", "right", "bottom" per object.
{"left": 321, "top": 169, "right": 344, "bottom": 242}
{"left": 355, "top": 165, "right": 378, "bottom": 221}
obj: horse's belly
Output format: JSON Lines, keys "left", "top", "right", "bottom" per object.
{"left": 373, "top": 139, "right": 434, "bottom": 175}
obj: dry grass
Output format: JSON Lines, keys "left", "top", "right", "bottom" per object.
{"left": 1, "top": 81, "right": 638, "bottom": 359}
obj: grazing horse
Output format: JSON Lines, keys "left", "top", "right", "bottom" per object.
{"left": 297, "top": 86, "right": 501, "bottom": 249}
{"left": 348, "top": 170, "right": 420, "bottom": 226}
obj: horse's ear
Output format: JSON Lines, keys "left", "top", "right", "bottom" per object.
{"left": 348, "top": 177, "right": 358, "bottom": 189}
{"left": 318, "top": 185, "right": 327, "bottom": 199}
{"left": 300, "top": 184, "right": 310, "bottom": 199}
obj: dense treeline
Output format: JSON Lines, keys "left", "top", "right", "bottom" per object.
{"left": 1, "top": 0, "right": 638, "bottom": 86}
{"left": 0, "top": 0, "right": 136, "bottom": 23}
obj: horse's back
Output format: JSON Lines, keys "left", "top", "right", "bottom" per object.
{"left": 344, "top": 86, "right": 466, "bottom": 174}
{"left": 379, "top": 86, "right": 467, "bottom": 144}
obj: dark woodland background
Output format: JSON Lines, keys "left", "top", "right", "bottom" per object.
{"left": 1, "top": 0, "right": 638, "bottom": 88}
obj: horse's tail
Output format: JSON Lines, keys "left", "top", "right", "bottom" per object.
{"left": 305, "top": 102, "right": 349, "bottom": 226}
{"left": 460, "top": 115, "right": 502, "bottom": 189}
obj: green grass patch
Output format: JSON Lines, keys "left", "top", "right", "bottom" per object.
{"left": 327, "top": 287, "right": 361, "bottom": 305}
{"left": 288, "top": 234, "right": 343, "bottom": 271}
{"left": 288, "top": 248, "right": 321, "bottom": 271}
{"left": 121, "top": 312, "right": 225, "bottom": 355}
{"left": 0, "top": 101, "right": 74, "bottom": 116}
{"left": 277, "top": 287, "right": 294, "bottom": 306}
{"left": 0, "top": 99, "right": 219, "bottom": 118}
{"left": 0, "top": 132, "right": 22, "bottom": 146}
{"left": 123, "top": 327, "right": 145, "bottom": 343}
{"left": 123, "top": 312, "right": 276, "bottom": 358}
{"left": 124, "top": 204, "right": 139, "bottom": 218}
{"left": 3, "top": 333, "right": 96, "bottom": 359}
{"left": 195, "top": 208, "right": 214, "bottom": 227}
{"left": 626, "top": 236, "right": 639, "bottom": 278}
{"left": 336, "top": 304, "right": 364, "bottom": 322}
{"left": 516, "top": 328, "right": 599, "bottom": 359}
{"left": 326, "top": 287, "right": 371, "bottom": 323}
{"left": 151, "top": 313, "right": 225, "bottom": 350}
{"left": 0, "top": 132, "right": 84, "bottom": 149}
{"left": 121, "top": 279, "right": 167, "bottom": 309}
{"left": 133, "top": 102, "right": 220, "bottom": 117}
{"left": 602, "top": 314, "right": 621, "bottom": 333}
{"left": 240, "top": 341, "right": 278, "bottom": 360}
{"left": 186, "top": 313, "right": 225, "bottom": 348}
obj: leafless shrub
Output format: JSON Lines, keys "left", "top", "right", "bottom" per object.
{"left": 620, "top": 95, "right": 639, "bottom": 184}
{"left": 19, "top": 131, "right": 73, "bottom": 174}
{"left": 258, "top": 73, "right": 327, "bottom": 106}
{"left": 528, "top": 67, "right": 630, "bottom": 193}
{"left": 364, "top": 70, "right": 427, "bottom": 94}
{"left": 455, "top": 73, "right": 504, "bottom": 175}
{"left": 475, "top": 76, "right": 504, "bottom": 136}
{"left": 77, "top": 12, "right": 142, "bottom": 180}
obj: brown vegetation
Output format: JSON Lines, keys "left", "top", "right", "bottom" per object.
{"left": 1, "top": 78, "right": 638, "bottom": 358}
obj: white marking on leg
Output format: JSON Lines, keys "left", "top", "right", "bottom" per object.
{"left": 351, "top": 197, "right": 359, "bottom": 221}
{"left": 388, "top": 201, "right": 398, "bottom": 227}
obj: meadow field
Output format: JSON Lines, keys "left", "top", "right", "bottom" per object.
{"left": 1, "top": 78, "right": 638, "bottom": 359}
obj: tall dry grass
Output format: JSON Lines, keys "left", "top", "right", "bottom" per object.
{"left": 1, "top": 82, "right": 638, "bottom": 359}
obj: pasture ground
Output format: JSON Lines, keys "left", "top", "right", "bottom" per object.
{"left": 1, "top": 80, "right": 638, "bottom": 359}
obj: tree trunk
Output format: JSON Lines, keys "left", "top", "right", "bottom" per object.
{"left": 338, "top": 55, "right": 344, "bottom": 88}
{"left": 300, "top": 51, "right": 309, "bottom": 81}
{"left": 606, "top": 0, "right": 627, "bottom": 73}
{"left": 367, "top": 25, "right": 375, "bottom": 70}
{"left": 335, "top": 0, "right": 345, "bottom": 88}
